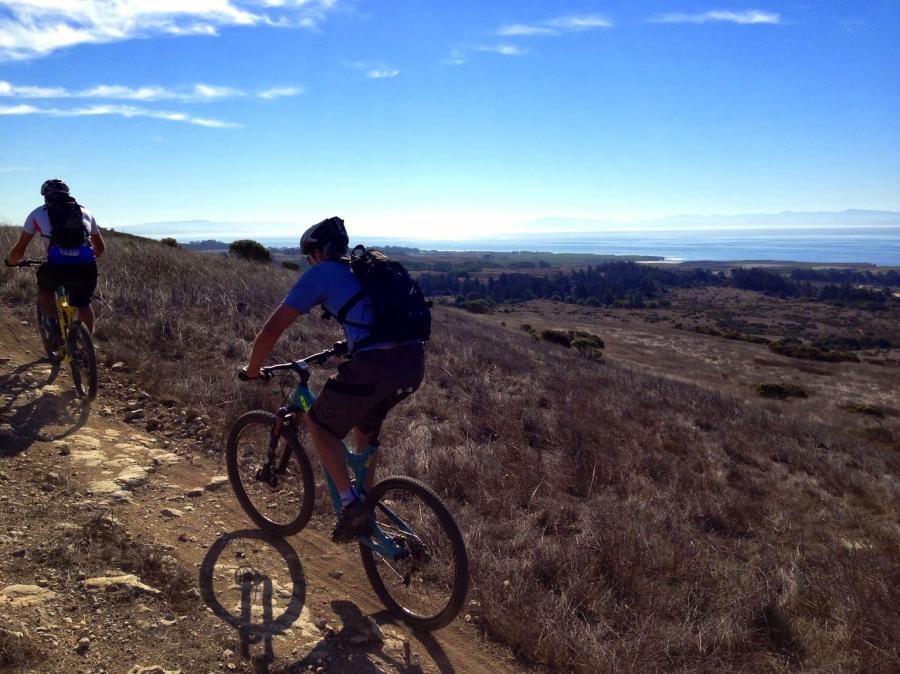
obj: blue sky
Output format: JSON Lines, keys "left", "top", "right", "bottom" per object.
{"left": 0, "top": 1, "right": 898, "bottom": 238}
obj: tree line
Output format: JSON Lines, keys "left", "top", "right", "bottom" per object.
{"left": 416, "top": 262, "right": 896, "bottom": 310}
{"left": 731, "top": 267, "right": 894, "bottom": 307}
{"left": 417, "top": 261, "right": 719, "bottom": 308}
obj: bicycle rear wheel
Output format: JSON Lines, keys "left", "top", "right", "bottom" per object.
{"left": 36, "top": 304, "right": 62, "bottom": 363}
{"left": 225, "top": 410, "right": 316, "bottom": 537}
{"left": 360, "top": 476, "right": 469, "bottom": 631}
{"left": 69, "top": 322, "right": 97, "bottom": 401}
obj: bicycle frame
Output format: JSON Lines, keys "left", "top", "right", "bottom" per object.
{"left": 274, "top": 372, "right": 411, "bottom": 561}
{"left": 54, "top": 286, "right": 76, "bottom": 361}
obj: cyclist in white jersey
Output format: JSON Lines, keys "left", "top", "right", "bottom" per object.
{"left": 5, "top": 179, "right": 105, "bottom": 333}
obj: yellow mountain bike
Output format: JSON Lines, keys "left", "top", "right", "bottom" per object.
{"left": 8, "top": 259, "right": 98, "bottom": 401}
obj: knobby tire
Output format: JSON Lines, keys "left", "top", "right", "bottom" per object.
{"left": 359, "top": 476, "right": 469, "bottom": 631}
{"left": 225, "top": 410, "right": 316, "bottom": 537}
{"left": 69, "top": 322, "right": 98, "bottom": 401}
{"left": 36, "top": 304, "right": 62, "bottom": 364}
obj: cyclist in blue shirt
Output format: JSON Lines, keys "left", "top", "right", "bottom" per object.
{"left": 241, "top": 217, "right": 425, "bottom": 542}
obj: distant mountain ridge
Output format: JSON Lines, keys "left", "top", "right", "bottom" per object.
{"left": 119, "top": 210, "right": 900, "bottom": 242}
{"left": 521, "top": 210, "right": 900, "bottom": 233}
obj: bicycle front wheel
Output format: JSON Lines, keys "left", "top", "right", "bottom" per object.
{"left": 360, "top": 476, "right": 469, "bottom": 631}
{"left": 225, "top": 410, "right": 315, "bottom": 537}
{"left": 69, "top": 322, "right": 97, "bottom": 401}
{"left": 36, "top": 304, "right": 62, "bottom": 363}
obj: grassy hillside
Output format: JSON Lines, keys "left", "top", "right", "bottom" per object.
{"left": 1, "top": 226, "right": 897, "bottom": 673}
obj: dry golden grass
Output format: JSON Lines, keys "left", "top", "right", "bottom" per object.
{"left": 1, "top": 226, "right": 898, "bottom": 673}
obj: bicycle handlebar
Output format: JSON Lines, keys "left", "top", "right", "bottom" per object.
{"left": 237, "top": 341, "right": 348, "bottom": 382}
{"left": 4, "top": 259, "right": 44, "bottom": 268}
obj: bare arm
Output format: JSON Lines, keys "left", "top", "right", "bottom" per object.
{"left": 245, "top": 303, "right": 302, "bottom": 377}
{"left": 6, "top": 231, "right": 33, "bottom": 266}
{"left": 91, "top": 231, "right": 105, "bottom": 258}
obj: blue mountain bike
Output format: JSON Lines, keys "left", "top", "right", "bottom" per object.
{"left": 227, "top": 344, "right": 469, "bottom": 631}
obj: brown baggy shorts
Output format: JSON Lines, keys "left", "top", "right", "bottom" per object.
{"left": 308, "top": 342, "right": 425, "bottom": 441}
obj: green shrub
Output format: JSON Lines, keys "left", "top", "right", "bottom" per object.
{"left": 755, "top": 383, "right": 808, "bottom": 399}
{"left": 571, "top": 339, "right": 604, "bottom": 362}
{"left": 541, "top": 329, "right": 605, "bottom": 350}
{"left": 570, "top": 330, "right": 605, "bottom": 350}
{"left": 693, "top": 325, "right": 722, "bottom": 337}
{"left": 281, "top": 261, "right": 300, "bottom": 271}
{"left": 845, "top": 402, "right": 886, "bottom": 418}
{"left": 814, "top": 335, "right": 896, "bottom": 351}
{"left": 229, "top": 239, "right": 272, "bottom": 263}
{"left": 463, "top": 299, "right": 491, "bottom": 314}
{"left": 769, "top": 338, "right": 858, "bottom": 363}
{"left": 160, "top": 237, "right": 179, "bottom": 247}
{"left": 520, "top": 324, "right": 539, "bottom": 340}
{"left": 541, "top": 329, "right": 573, "bottom": 347}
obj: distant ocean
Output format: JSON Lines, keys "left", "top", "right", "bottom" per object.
{"left": 252, "top": 227, "right": 900, "bottom": 266}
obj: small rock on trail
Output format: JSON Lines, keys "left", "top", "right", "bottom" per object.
{"left": 83, "top": 574, "right": 161, "bottom": 597}
{"left": 0, "top": 583, "right": 58, "bottom": 607}
{"left": 205, "top": 475, "right": 229, "bottom": 492}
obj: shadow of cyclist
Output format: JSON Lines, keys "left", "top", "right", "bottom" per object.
{"left": 369, "top": 607, "right": 458, "bottom": 674}
{"left": 0, "top": 358, "right": 89, "bottom": 457}
{"left": 198, "top": 530, "right": 458, "bottom": 674}
{"left": 284, "top": 600, "right": 452, "bottom": 674}
{"left": 199, "top": 529, "right": 307, "bottom": 672}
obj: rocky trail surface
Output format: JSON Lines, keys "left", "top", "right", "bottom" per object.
{"left": 0, "top": 316, "right": 529, "bottom": 674}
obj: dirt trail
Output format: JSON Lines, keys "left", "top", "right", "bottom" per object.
{"left": 0, "top": 314, "right": 530, "bottom": 674}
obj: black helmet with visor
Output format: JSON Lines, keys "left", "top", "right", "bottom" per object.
{"left": 300, "top": 216, "right": 349, "bottom": 257}
{"left": 41, "top": 179, "right": 70, "bottom": 198}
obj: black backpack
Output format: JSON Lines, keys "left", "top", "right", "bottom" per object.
{"left": 329, "top": 245, "right": 431, "bottom": 349}
{"left": 47, "top": 197, "right": 87, "bottom": 249}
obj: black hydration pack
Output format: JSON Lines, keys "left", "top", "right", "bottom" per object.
{"left": 328, "top": 245, "right": 432, "bottom": 350}
{"left": 47, "top": 196, "right": 87, "bottom": 249}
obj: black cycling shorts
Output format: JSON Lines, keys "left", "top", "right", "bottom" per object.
{"left": 309, "top": 342, "right": 425, "bottom": 442}
{"left": 36, "top": 262, "right": 98, "bottom": 309}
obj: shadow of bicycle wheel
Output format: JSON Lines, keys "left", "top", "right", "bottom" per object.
{"left": 199, "top": 529, "right": 307, "bottom": 637}
{"left": 0, "top": 358, "right": 90, "bottom": 456}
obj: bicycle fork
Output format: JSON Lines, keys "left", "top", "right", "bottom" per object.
{"left": 257, "top": 407, "right": 293, "bottom": 487}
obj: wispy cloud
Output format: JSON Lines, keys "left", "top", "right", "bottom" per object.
{"left": 0, "top": 103, "right": 240, "bottom": 128}
{"left": 257, "top": 86, "right": 304, "bottom": 99}
{"left": 458, "top": 13, "right": 610, "bottom": 64}
{"left": 366, "top": 69, "right": 399, "bottom": 79}
{"left": 0, "top": 0, "right": 343, "bottom": 61}
{"left": 0, "top": 80, "right": 302, "bottom": 102}
{"left": 497, "top": 14, "right": 613, "bottom": 37}
{"left": 475, "top": 44, "right": 527, "bottom": 56}
{"left": 650, "top": 10, "right": 781, "bottom": 25}
{"left": 443, "top": 49, "right": 467, "bottom": 66}
{"left": 344, "top": 61, "right": 400, "bottom": 79}
{"left": 839, "top": 18, "right": 867, "bottom": 33}
{"left": 447, "top": 42, "right": 528, "bottom": 65}
{"left": 0, "top": 165, "right": 34, "bottom": 172}
{"left": 497, "top": 24, "right": 556, "bottom": 37}
{"left": 546, "top": 15, "right": 614, "bottom": 30}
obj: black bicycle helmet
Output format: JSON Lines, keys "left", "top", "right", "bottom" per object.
{"left": 300, "top": 216, "right": 349, "bottom": 256}
{"left": 41, "top": 178, "right": 70, "bottom": 197}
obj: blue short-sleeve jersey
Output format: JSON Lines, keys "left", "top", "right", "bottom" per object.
{"left": 282, "top": 260, "right": 375, "bottom": 351}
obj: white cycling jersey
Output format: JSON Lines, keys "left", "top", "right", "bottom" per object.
{"left": 23, "top": 205, "right": 100, "bottom": 240}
